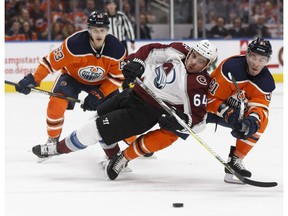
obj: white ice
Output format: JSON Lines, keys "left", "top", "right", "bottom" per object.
{"left": 5, "top": 85, "right": 284, "bottom": 216}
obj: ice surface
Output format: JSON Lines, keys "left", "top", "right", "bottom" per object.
{"left": 5, "top": 85, "right": 284, "bottom": 216}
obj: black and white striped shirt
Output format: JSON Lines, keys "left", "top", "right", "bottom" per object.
{"left": 107, "top": 11, "right": 135, "bottom": 43}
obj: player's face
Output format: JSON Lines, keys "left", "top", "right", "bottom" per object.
{"left": 246, "top": 51, "right": 269, "bottom": 76}
{"left": 185, "top": 50, "right": 209, "bottom": 73}
{"left": 88, "top": 27, "right": 108, "bottom": 49}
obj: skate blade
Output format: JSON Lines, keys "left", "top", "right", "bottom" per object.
{"left": 98, "top": 160, "right": 108, "bottom": 170}
{"left": 122, "top": 166, "right": 133, "bottom": 172}
{"left": 37, "top": 156, "right": 52, "bottom": 163}
{"left": 224, "top": 173, "right": 245, "bottom": 184}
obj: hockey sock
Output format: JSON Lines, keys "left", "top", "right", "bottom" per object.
{"left": 101, "top": 142, "right": 120, "bottom": 159}
{"left": 57, "top": 138, "right": 72, "bottom": 154}
{"left": 124, "top": 135, "right": 151, "bottom": 160}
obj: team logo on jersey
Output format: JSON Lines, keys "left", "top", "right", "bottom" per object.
{"left": 154, "top": 62, "right": 176, "bottom": 89}
{"left": 226, "top": 90, "right": 248, "bottom": 111}
{"left": 78, "top": 66, "right": 104, "bottom": 82}
{"left": 196, "top": 75, "right": 207, "bottom": 86}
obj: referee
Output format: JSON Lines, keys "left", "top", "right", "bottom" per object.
{"left": 105, "top": 0, "right": 136, "bottom": 54}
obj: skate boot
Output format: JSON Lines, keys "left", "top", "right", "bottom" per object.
{"left": 224, "top": 146, "right": 252, "bottom": 184}
{"left": 106, "top": 151, "right": 129, "bottom": 180}
{"left": 32, "top": 138, "right": 60, "bottom": 162}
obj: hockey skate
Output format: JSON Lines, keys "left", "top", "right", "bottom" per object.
{"left": 98, "top": 157, "right": 132, "bottom": 173}
{"left": 105, "top": 151, "right": 129, "bottom": 180}
{"left": 32, "top": 138, "right": 60, "bottom": 163}
{"left": 224, "top": 146, "right": 252, "bottom": 184}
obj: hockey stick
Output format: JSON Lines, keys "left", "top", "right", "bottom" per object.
{"left": 228, "top": 72, "right": 245, "bottom": 120}
{"left": 5, "top": 80, "right": 82, "bottom": 104}
{"left": 135, "top": 77, "right": 277, "bottom": 187}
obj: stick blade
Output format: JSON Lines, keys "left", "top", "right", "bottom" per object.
{"left": 242, "top": 177, "right": 278, "bottom": 188}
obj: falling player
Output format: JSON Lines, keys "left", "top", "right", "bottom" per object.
{"left": 206, "top": 37, "right": 275, "bottom": 183}
{"left": 15, "top": 11, "right": 128, "bottom": 158}
{"left": 31, "top": 40, "right": 218, "bottom": 181}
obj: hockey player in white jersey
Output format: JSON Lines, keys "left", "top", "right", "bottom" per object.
{"left": 32, "top": 40, "right": 217, "bottom": 180}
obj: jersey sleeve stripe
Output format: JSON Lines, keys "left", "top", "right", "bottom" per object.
{"left": 107, "top": 78, "right": 122, "bottom": 86}
{"left": 248, "top": 102, "right": 269, "bottom": 109}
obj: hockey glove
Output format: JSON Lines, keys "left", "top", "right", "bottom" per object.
{"left": 158, "top": 110, "right": 192, "bottom": 132}
{"left": 15, "top": 73, "right": 38, "bottom": 95}
{"left": 81, "top": 89, "right": 105, "bottom": 111}
{"left": 220, "top": 105, "right": 241, "bottom": 129}
{"left": 122, "top": 58, "right": 145, "bottom": 85}
{"left": 231, "top": 115, "right": 260, "bottom": 140}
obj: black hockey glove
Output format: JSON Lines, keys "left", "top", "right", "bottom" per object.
{"left": 15, "top": 73, "right": 38, "bottom": 95}
{"left": 219, "top": 103, "right": 241, "bottom": 129}
{"left": 231, "top": 115, "right": 260, "bottom": 140}
{"left": 122, "top": 58, "right": 145, "bottom": 85}
{"left": 158, "top": 110, "right": 192, "bottom": 132}
{"left": 81, "top": 89, "right": 105, "bottom": 111}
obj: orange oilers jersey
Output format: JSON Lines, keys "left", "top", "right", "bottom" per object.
{"left": 207, "top": 55, "right": 275, "bottom": 123}
{"left": 33, "top": 30, "right": 126, "bottom": 96}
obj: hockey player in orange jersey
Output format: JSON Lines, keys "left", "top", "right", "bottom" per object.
{"left": 206, "top": 37, "right": 275, "bottom": 184}
{"left": 15, "top": 11, "right": 127, "bottom": 158}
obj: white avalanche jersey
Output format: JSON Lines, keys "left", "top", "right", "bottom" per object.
{"left": 130, "top": 42, "right": 211, "bottom": 132}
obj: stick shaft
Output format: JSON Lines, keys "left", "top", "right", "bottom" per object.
{"left": 228, "top": 72, "right": 245, "bottom": 120}
{"left": 5, "top": 80, "right": 82, "bottom": 103}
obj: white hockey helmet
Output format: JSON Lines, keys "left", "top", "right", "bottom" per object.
{"left": 192, "top": 40, "right": 217, "bottom": 66}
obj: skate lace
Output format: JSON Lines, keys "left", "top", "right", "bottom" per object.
{"left": 232, "top": 156, "right": 246, "bottom": 171}
{"left": 113, "top": 154, "right": 127, "bottom": 174}
{"left": 41, "top": 144, "right": 58, "bottom": 156}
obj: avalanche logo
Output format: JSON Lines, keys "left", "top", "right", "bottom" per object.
{"left": 154, "top": 62, "right": 176, "bottom": 89}
{"left": 78, "top": 66, "right": 104, "bottom": 82}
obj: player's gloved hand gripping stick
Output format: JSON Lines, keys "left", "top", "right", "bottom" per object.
{"left": 135, "top": 77, "right": 277, "bottom": 188}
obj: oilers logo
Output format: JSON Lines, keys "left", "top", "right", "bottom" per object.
{"left": 154, "top": 62, "right": 176, "bottom": 89}
{"left": 226, "top": 90, "right": 248, "bottom": 111}
{"left": 78, "top": 66, "right": 104, "bottom": 82}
